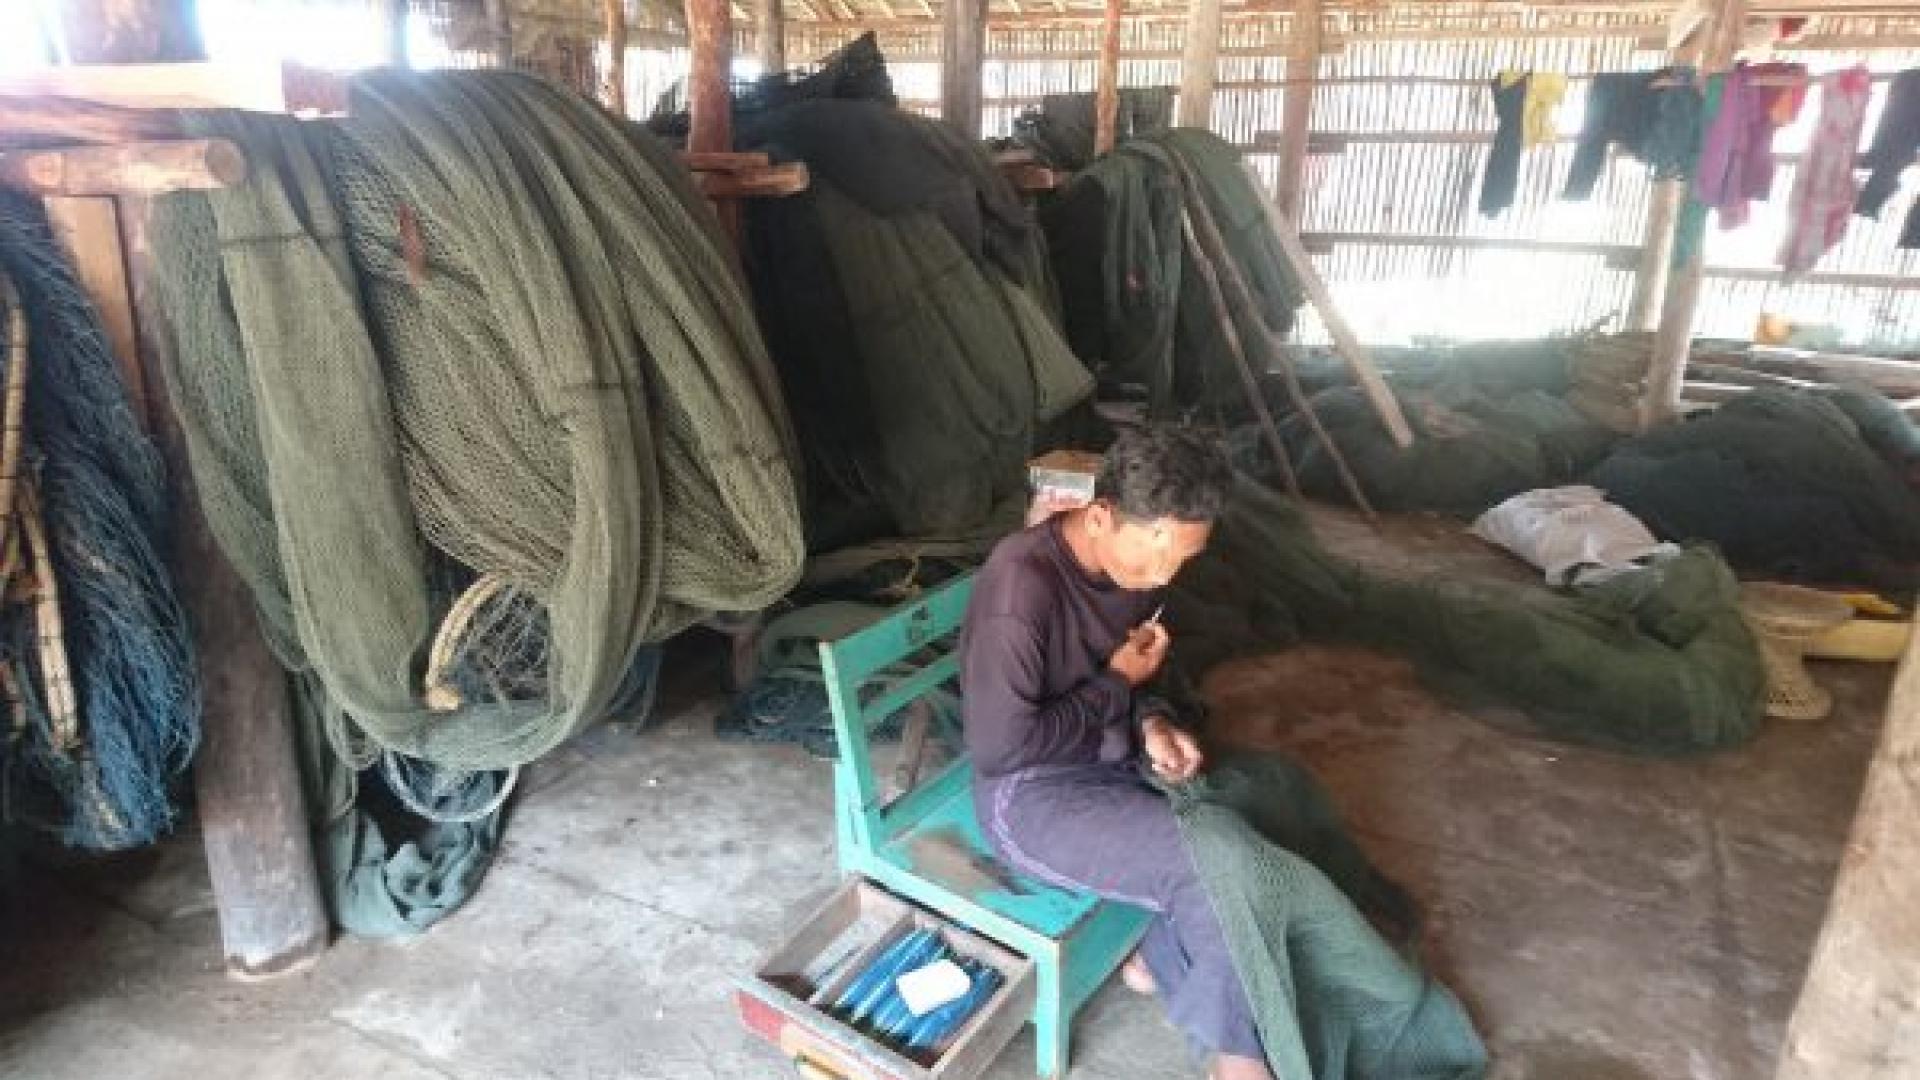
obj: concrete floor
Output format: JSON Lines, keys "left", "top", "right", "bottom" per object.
{"left": 0, "top": 511, "right": 1891, "bottom": 1080}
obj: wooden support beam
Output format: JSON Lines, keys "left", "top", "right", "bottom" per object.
{"left": 604, "top": 0, "right": 628, "bottom": 116}
{"left": 0, "top": 139, "right": 245, "bottom": 197}
{"left": 1177, "top": 0, "right": 1223, "bottom": 128}
{"left": 42, "top": 198, "right": 149, "bottom": 431}
{"left": 378, "top": 0, "right": 409, "bottom": 68}
{"left": 1247, "top": 163, "right": 1413, "bottom": 449}
{"left": 1776, "top": 623, "right": 1920, "bottom": 1079}
{"left": 756, "top": 0, "right": 787, "bottom": 74}
{"left": 1275, "top": 0, "right": 1324, "bottom": 221}
{"left": 119, "top": 196, "right": 331, "bottom": 979}
{"left": 484, "top": 0, "right": 513, "bottom": 68}
{"left": 1094, "top": 0, "right": 1123, "bottom": 155}
{"left": 696, "top": 161, "right": 809, "bottom": 198}
{"left": 942, "top": 0, "right": 987, "bottom": 137}
{"left": 688, "top": 0, "right": 734, "bottom": 157}
{"left": 1644, "top": 0, "right": 1746, "bottom": 429}
{"left": 0, "top": 95, "right": 187, "bottom": 148}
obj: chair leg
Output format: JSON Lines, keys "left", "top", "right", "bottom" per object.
{"left": 1034, "top": 960, "right": 1070, "bottom": 1078}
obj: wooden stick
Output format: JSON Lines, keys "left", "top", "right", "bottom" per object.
{"left": 1245, "top": 162, "right": 1414, "bottom": 448}
{"left": 0, "top": 274, "right": 27, "bottom": 569}
{"left": 1177, "top": 0, "right": 1223, "bottom": 128}
{"left": 604, "top": 0, "right": 628, "bottom": 116}
{"left": 1094, "top": 0, "right": 1123, "bottom": 155}
{"left": 18, "top": 481, "right": 77, "bottom": 753}
{"left": 696, "top": 162, "right": 810, "bottom": 199}
{"left": 1171, "top": 210, "right": 1304, "bottom": 501}
{"left": 688, "top": 0, "right": 734, "bottom": 157}
{"left": 0, "top": 138, "right": 244, "bottom": 197}
{"left": 0, "top": 94, "right": 186, "bottom": 148}
{"left": 682, "top": 151, "right": 773, "bottom": 172}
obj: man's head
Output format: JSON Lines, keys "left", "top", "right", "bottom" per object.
{"left": 1078, "top": 426, "right": 1232, "bottom": 590}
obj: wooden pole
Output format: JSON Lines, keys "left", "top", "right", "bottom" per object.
{"left": 1094, "top": 0, "right": 1123, "bottom": 155}
{"left": 1644, "top": 0, "right": 1745, "bottom": 428}
{"left": 942, "top": 0, "right": 988, "bottom": 138}
{"left": 0, "top": 95, "right": 188, "bottom": 148}
{"left": 1247, "top": 161, "right": 1415, "bottom": 448}
{"left": 121, "top": 196, "right": 330, "bottom": 979}
{"left": 1177, "top": 0, "right": 1224, "bottom": 129}
{"left": 41, "top": 198, "right": 150, "bottom": 430}
{"left": 756, "top": 0, "right": 786, "bottom": 74}
{"left": 1626, "top": 31, "right": 1708, "bottom": 330}
{"left": 604, "top": 0, "right": 628, "bottom": 116}
{"left": 0, "top": 139, "right": 245, "bottom": 198}
{"left": 1775, "top": 626, "right": 1920, "bottom": 1079}
{"left": 58, "top": 0, "right": 203, "bottom": 64}
{"left": 484, "top": 0, "right": 513, "bottom": 68}
{"left": 378, "top": 0, "right": 409, "bottom": 68}
{"left": 1275, "top": 0, "right": 1324, "bottom": 221}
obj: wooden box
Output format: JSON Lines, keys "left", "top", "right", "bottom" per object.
{"left": 735, "top": 878, "right": 1036, "bottom": 1080}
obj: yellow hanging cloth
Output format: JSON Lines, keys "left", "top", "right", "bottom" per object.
{"left": 1523, "top": 73, "right": 1568, "bottom": 147}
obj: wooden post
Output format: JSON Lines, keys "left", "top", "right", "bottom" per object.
{"left": 1275, "top": 0, "right": 1323, "bottom": 221}
{"left": 755, "top": 0, "right": 786, "bottom": 75}
{"left": 58, "top": 0, "right": 203, "bottom": 64}
{"left": 378, "top": 0, "right": 409, "bottom": 69}
{"left": 1094, "top": 0, "right": 1123, "bottom": 155}
{"left": 1626, "top": 32, "right": 1707, "bottom": 331}
{"left": 1644, "top": 0, "right": 1745, "bottom": 428}
{"left": 40, "top": 198, "right": 150, "bottom": 430}
{"left": 1775, "top": 628, "right": 1920, "bottom": 1079}
{"left": 942, "top": 0, "right": 987, "bottom": 138}
{"left": 484, "top": 0, "right": 513, "bottom": 68}
{"left": 688, "top": 0, "right": 733, "bottom": 157}
{"left": 604, "top": 0, "right": 628, "bottom": 116}
{"left": 0, "top": 139, "right": 246, "bottom": 197}
{"left": 1177, "top": 0, "right": 1223, "bottom": 129}
{"left": 126, "top": 196, "right": 331, "bottom": 979}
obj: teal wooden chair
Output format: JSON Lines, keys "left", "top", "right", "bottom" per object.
{"left": 818, "top": 573, "right": 1154, "bottom": 1078}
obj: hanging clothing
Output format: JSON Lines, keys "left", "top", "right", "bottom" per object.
{"left": 1523, "top": 73, "right": 1570, "bottom": 147}
{"left": 1857, "top": 68, "right": 1920, "bottom": 250}
{"left": 1565, "top": 67, "right": 1703, "bottom": 200}
{"left": 1694, "top": 61, "right": 1809, "bottom": 229}
{"left": 1780, "top": 66, "right": 1873, "bottom": 274}
{"left": 1480, "top": 73, "right": 1530, "bottom": 217}
{"left": 1672, "top": 72, "right": 1725, "bottom": 269}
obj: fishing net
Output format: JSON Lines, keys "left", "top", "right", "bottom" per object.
{"left": 1006, "top": 87, "right": 1177, "bottom": 172}
{"left": 738, "top": 97, "right": 1090, "bottom": 548}
{"left": 0, "top": 193, "right": 197, "bottom": 850}
{"left": 1044, "top": 129, "right": 1304, "bottom": 419}
{"left": 151, "top": 71, "right": 802, "bottom": 775}
{"left": 1168, "top": 477, "right": 1765, "bottom": 755}
{"left": 1591, "top": 387, "right": 1920, "bottom": 591}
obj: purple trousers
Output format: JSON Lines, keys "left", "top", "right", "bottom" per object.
{"left": 974, "top": 762, "right": 1264, "bottom": 1061}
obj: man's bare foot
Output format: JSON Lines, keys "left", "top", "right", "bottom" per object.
{"left": 1207, "top": 1053, "right": 1275, "bottom": 1080}
{"left": 1120, "top": 953, "right": 1157, "bottom": 995}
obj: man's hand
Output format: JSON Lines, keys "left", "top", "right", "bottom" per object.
{"left": 1107, "top": 620, "right": 1170, "bottom": 688}
{"left": 1142, "top": 715, "right": 1204, "bottom": 783}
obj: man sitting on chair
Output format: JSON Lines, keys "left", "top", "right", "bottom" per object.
{"left": 959, "top": 426, "right": 1270, "bottom": 1080}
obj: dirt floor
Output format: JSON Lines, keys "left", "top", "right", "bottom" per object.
{"left": 0, "top": 508, "right": 1891, "bottom": 1080}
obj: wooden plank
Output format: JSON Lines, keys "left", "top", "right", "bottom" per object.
{"left": 1775, "top": 622, "right": 1920, "bottom": 1079}
{"left": 1275, "top": 0, "right": 1322, "bottom": 221}
{"left": 757, "top": 0, "right": 788, "bottom": 73}
{"left": 1250, "top": 164, "right": 1414, "bottom": 448}
{"left": 121, "top": 195, "right": 330, "bottom": 979}
{"left": 0, "top": 139, "right": 245, "bottom": 197}
{"left": 0, "top": 95, "right": 188, "bottom": 148}
{"left": 1177, "top": 0, "right": 1223, "bottom": 127}
{"left": 696, "top": 161, "right": 810, "bottom": 198}
{"left": 605, "top": 0, "right": 628, "bottom": 116}
{"left": 942, "top": 0, "right": 988, "bottom": 137}
{"left": 41, "top": 197, "right": 150, "bottom": 433}
{"left": 1645, "top": 0, "right": 1747, "bottom": 429}
{"left": 1094, "top": 0, "right": 1123, "bottom": 155}
{"left": 0, "top": 63, "right": 283, "bottom": 113}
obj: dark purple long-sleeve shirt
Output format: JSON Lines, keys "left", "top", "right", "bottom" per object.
{"left": 959, "top": 516, "right": 1161, "bottom": 779}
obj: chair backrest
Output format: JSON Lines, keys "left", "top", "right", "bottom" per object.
{"left": 818, "top": 574, "right": 976, "bottom": 856}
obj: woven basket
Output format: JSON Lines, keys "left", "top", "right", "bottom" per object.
{"left": 1739, "top": 583, "right": 1855, "bottom": 722}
